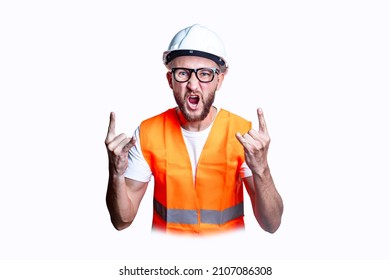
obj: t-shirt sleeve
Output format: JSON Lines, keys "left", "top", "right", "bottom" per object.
{"left": 240, "top": 161, "right": 253, "bottom": 178}
{"left": 124, "top": 126, "right": 153, "bottom": 182}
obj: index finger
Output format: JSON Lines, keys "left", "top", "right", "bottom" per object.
{"left": 107, "top": 112, "right": 116, "bottom": 136}
{"left": 257, "top": 108, "right": 269, "bottom": 134}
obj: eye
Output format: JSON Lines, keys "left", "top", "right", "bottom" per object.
{"left": 198, "top": 69, "right": 213, "bottom": 77}
{"left": 176, "top": 69, "right": 189, "bottom": 77}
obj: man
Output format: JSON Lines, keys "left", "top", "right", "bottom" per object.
{"left": 105, "top": 24, "right": 283, "bottom": 235}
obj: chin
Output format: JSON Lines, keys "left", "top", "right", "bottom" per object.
{"left": 183, "top": 112, "right": 205, "bottom": 122}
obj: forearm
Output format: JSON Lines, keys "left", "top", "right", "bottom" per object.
{"left": 106, "top": 174, "right": 135, "bottom": 230}
{"left": 251, "top": 168, "right": 284, "bottom": 233}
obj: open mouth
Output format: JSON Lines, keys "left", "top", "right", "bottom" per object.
{"left": 187, "top": 95, "right": 200, "bottom": 110}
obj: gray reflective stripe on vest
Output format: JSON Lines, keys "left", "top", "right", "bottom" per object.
{"left": 154, "top": 199, "right": 198, "bottom": 224}
{"left": 201, "top": 202, "right": 243, "bottom": 224}
{"left": 154, "top": 199, "right": 243, "bottom": 225}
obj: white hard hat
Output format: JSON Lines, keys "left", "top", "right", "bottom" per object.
{"left": 163, "top": 24, "right": 228, "bottom": 73}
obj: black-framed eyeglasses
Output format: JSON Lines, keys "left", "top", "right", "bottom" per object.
{"left": 171, "top": 67, "right": 220, "bottom": 83}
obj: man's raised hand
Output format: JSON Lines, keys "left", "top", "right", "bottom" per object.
{"left": 105, "top": 112, "right": 135, "bottom": 176}
{"left": 235, "top": 108, "right": 271, "bottom": 174}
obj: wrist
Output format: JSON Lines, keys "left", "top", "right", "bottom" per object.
{"left": 108, "top": 171, "right": 126, "bottom": 185}
{"left": 251, "top": 165, "right": 270, "bottom": 178}
{"left": 108, "top": 162, "right": 128, "bottom": 178}
{"left": 251, "top": 166, "right": 275, "bottom": 188}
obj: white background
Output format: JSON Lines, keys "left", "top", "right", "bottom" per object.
{"left": 1, "top": 0, "right": 389, "bottom": 264}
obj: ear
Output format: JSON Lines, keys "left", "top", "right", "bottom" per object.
{"left": 166, "top": 71, "right": 173, "bottom": 89}
{"left": 216, "top": 73, "right": 225, "bottom": 91}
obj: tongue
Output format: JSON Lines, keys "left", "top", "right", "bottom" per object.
{"left": 189, "top": 96, "right": 199, "bottom": 104}
{"left": 188, "top": 96, "right": 199, "bottom": 110}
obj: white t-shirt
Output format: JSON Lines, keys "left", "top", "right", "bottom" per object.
{"left": 124, "top": 111, "right": 252, "bottom": 182}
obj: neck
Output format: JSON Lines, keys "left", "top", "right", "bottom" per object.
{"left": 176, "top": 106, "right": 217, "bottom": 132}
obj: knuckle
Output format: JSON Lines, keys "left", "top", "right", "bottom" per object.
{"left": 116, "top": 133, "right": 127, "bottom": 142}
{"left": 113, "top": 146, "right": 123, "bottom": 156}
{"left": 106, "top": 142, "right": 115, "bottom": 152}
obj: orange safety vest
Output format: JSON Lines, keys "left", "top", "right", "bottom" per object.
{"left": 140, "top": 108, "right": 251, "bottom": 235}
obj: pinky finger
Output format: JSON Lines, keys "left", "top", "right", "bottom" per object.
{"left": 124, "top": 137, "right": 136, "bottom": 151}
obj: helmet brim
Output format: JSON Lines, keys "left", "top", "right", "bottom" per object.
{"left": 163, "top": 49, "right": 228, "bottom": 74}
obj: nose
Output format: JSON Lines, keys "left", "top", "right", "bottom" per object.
{"left": 186, "top": 71, "right": 199, "bottom": 91}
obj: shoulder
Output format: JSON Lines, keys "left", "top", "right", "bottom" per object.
{"left": 219, "top": 108, "right": 251, "bottom": 126}
{"left": 141, "top": 108, "right": 176, "bottom": 127}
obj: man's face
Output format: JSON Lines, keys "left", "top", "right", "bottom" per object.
{"left": 167, "top": 56, "right": 224, "bottom": 122}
